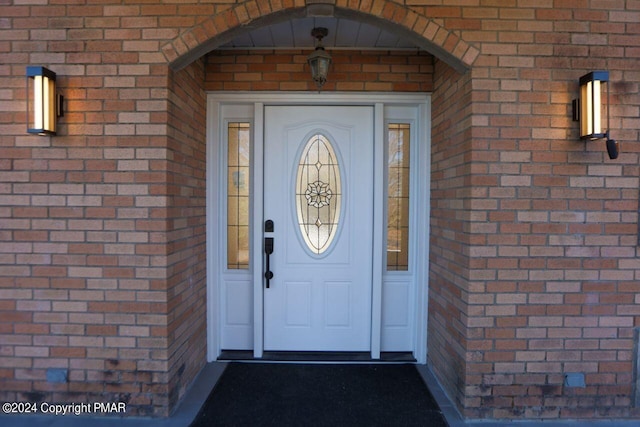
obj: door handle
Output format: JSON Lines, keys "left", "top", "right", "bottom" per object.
{"left": 264, "top": 237, "right": 274, "bottom": 288}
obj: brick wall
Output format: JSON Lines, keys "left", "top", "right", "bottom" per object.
{"left": 458, "top": 3, "right": 640, "bottom": 419}
{"left": 165, "top": 60, "right": 207, "bottom": 411}
{"left": 0, "top": 11, "right": 187, "bottom": 418}
{"left": 0, "top": 60, "right": 209, "bottom": 417}
{"left": 0, "top": 70, "right": 176, "bottom": 415}
{"left": 1, "top": 0, "right": 640, "bottom": 421}
{"left": 429, "top": 58, "right": 474, "bottom": 413}
{"left": 204, "top": 49, "right": 434, "bottom": 92}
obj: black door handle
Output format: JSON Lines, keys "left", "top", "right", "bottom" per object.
{"left": 264, "top": 237, "right": 274, "bottom": 288}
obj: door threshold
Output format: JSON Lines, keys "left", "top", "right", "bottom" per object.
{"left": 218, "top": 351, "right": 416, "bottom": 363}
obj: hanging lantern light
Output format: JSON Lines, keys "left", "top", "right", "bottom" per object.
{"left": 307, "top": 27, "right": 332, "bottom": 91}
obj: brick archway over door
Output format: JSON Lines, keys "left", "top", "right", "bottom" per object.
{"left": 161, "top": 2, "right": 480, "bottom": 419}
{"left": 160, "top": 1, "right": 479, "bottom": 72}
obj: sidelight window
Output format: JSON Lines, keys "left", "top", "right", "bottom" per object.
{"left": 227, "top": 122, "right": 250, "bottom": 269}
{"left": 387, "top": 124, "right": 410, "bottom": 271}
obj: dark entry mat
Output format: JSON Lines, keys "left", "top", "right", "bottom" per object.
{"left": 189, "top": 363, "right": 448, "bottom": 427}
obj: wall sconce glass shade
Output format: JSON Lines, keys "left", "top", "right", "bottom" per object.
{"left": 307, "top": 28, "right": 332, "bottom": 91}
{"left": 26, "top": 66, "right": 58, "bottom": 135}
{"left": 579, "top": 71, "right": 609, "bottom": 140}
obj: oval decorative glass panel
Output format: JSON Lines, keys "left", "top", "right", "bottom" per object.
{"left": 296, "top": 134, "right": 342, "bottom": 254}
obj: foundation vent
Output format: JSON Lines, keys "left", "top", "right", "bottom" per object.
{"left": 564, "top": 373, "right": 585, "bottom": 388}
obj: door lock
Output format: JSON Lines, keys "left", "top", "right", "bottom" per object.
{"left": 265, "top": 219, "right": 274, "bottom": 233}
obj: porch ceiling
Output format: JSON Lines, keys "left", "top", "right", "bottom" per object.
{"left": 219, "top": 17, "right": 419, "bottom": 50}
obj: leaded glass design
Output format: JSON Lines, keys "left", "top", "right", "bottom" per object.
{"left": 296, "top": 134, "right": 341, "bottom": 254}
{"left": 227, "top": 122, "right": 250, "bottom": 269}
{"left": 387, "top": 124, "right": 410, "bottom": 271}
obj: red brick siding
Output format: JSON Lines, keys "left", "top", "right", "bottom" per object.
{"left": 165, "top": 59, "right": 207, "bottom": 412}
{"left": 205, "top": 49, "right": 434, "bottom": 92}
{"left": 1, "top": 0, "right": 640, "bottom": 421}
{"left": 429, "top": 58, "right": 474, "bottom": 414}
{"left": 460, "top": 3, "right": 640, "bottom": 419}
{"left": 0, "top": 74, "right": 175, "bottom": 415}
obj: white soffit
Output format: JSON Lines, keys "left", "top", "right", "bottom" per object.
{"left": 219, "top": 17, "right": 419, "bottom": 50}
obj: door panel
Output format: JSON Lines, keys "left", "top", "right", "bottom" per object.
{"left": 263, "top": 106, "right": 374, "bottom": 351}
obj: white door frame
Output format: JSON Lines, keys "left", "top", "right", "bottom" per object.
{"left": 206, "top": 92, "right": 431, "bottom": 363}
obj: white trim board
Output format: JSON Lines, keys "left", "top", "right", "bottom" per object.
{"left": 206, "top": 92, "right": 431, "bottom": 364}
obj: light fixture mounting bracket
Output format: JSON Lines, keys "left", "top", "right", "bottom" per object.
{"left": 311, "top": 27, "right": 328, "bottom": 41}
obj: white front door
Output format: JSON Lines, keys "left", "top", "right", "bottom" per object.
{"left": 263, "top": 106, "right": 374, "bottom": 351}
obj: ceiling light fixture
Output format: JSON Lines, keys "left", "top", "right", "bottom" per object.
{"left": 307, "top": 27, "right": 332, "bottom": 91}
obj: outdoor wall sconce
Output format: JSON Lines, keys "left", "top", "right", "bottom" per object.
{"left": 26, "top": 66, "right": 63, "bottom": 135}
{"left": 307, "top": 27, "right": 332, "bottom": 91}
{"left": 572, "top": 70, "right": 618, "bottom": 159}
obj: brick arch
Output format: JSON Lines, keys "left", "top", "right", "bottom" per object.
{"left": 161, "top": 1, "right": 479, "bottom": 73}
